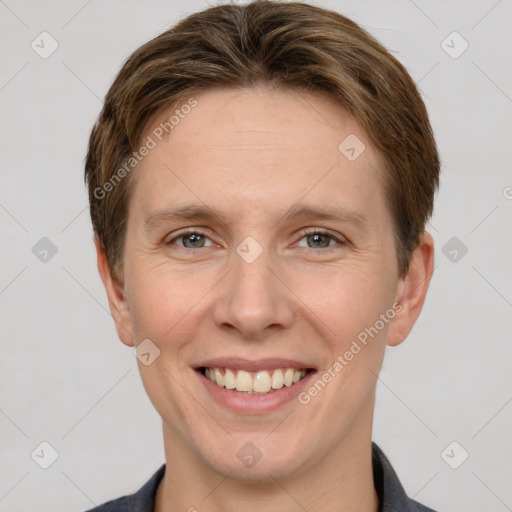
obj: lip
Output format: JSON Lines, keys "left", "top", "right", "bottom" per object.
{"left": 195, "top": 357, "right": 314, "bottom": 373}
{"left": 195, "top": 364, "right": 316, "bottom": 414}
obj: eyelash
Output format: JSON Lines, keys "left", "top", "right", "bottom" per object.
{"left": 166, "top": 227, "right": 346, "bottom": 251}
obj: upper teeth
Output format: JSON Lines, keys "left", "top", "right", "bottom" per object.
{"left": 204, "top": 367, "right": 307, "bottom": 394}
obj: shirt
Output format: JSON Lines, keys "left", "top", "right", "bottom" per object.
{"left": 85, "top": 443, "right": 437, "bottom": 511}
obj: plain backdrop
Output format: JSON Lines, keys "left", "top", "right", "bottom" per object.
{"left": 1, "top": 0, "right": 511, "bottom": 511}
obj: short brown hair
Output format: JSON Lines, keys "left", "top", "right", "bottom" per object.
{"left": 85, "top": 0, "right": 440, "bottom": 283}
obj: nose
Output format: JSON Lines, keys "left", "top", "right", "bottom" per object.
{"left": 212, "top": 248, "right": 294, "bottom": 341}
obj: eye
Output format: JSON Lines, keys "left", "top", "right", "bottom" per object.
{"left": 296, "top": 228, "right": 346, "bottom": 250}
{"left": 165, "top": 228, "right": 345, "bottom": 251}
{"left": 166, "top": 228, "right": 214, "bottom": 249}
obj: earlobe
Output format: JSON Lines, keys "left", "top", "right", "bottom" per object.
{"left": 387, "top": 231, "right": 435, "bottom": 347}
{"left": 94, "top": 237, "right": 135, "bottom": 347}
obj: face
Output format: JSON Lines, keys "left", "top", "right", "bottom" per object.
{"left": 99, "top": 86, "right": 431, "bottom": 482}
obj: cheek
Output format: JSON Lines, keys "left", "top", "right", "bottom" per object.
{"left": 126, "top": 259, "right": 224, "bottom": 369}
{"left": 126, "top": 262, "right": 192, "bottom": 341}
{"left": 291, "top": 262, "right": 394, "bottom": 340}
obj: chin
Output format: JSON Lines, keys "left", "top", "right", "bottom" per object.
{"left": 197, "top": 431, "right": 311, "bottom": 482}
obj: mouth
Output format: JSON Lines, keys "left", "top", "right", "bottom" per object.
{"left": 199, "top": 366, "right": 312, "bottom": 395}
{"left": 194, "top": 358, "right": 317, "bottom": 413}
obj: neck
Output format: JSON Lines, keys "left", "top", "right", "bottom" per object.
{"left": 154, "top": 422, "right": 378, "bottom": 512}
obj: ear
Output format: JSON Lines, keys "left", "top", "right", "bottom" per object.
{"left": 387, "top": 231, "right": 435, "bottom": 347}
{"left": 95, "top": 236, "right": 135, "bottom": 347}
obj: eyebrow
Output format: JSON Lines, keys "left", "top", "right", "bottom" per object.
{"left": 143, "top": 203, "right": 368, "bottom": 231}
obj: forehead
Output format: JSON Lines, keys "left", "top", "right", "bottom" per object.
{"left": 131, "top": 86, "right": 389, "bottom": 228}
{"left": 152, "top": 86, "right": 370, "bottom": 158}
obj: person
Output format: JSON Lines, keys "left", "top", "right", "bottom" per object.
{"left": 84, "top": 1, "right": 439, "bottom": 510}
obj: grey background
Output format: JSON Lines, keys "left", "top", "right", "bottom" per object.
{"left": 1, "top": 0, "right": 511, "bottom": 510}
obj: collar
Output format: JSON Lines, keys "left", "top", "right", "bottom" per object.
{"left": 371, "top": 443, "right": 436, "bottom": 511}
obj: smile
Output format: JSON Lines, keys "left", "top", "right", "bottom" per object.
{"left": 200, "top": 367, "right": 308, "bottom": 394}
{"left": 195, "top": 357, "right": 316, "bottom": 413}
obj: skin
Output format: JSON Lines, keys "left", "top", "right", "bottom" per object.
{"left": 96, "top": 86, "right": 434, "bottom": 512}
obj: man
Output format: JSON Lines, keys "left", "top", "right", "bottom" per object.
{"left": 84, "top": 1, "right": 439, "bottom": 510}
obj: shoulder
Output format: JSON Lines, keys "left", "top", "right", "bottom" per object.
{"left": 83, "top": 464, "right": 166, "bottom": 512}
{"left": 404, "top": 500, "right": 437, "bottom": 512}
{"left": 85, "top": 494, "right": 133, "bottom": 512}
{"left": 372, "top": 443, "right": 438, "bottom": 512}
{"left": 406, "top": 500, "right": 437, "bottom": 512}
